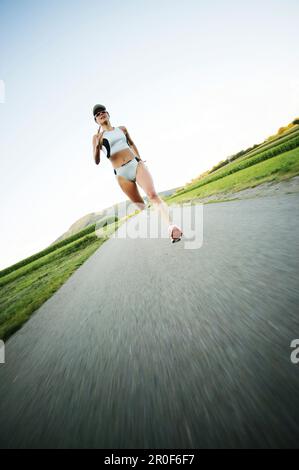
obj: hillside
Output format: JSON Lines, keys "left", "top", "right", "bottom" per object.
{"left": 165, "top": 119, "right": 299, "bottom": 205}
{"left": 52, "top": 187, "right": 181, "bottom": 243}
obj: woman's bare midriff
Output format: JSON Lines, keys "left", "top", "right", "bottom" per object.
{"left": 110, "top": 148, "right": 137, "bottom": 170}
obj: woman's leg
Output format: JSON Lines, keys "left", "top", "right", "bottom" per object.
{"left": 115, "top": 175, "right": 147, "bottom": 211}
{"left": 135, "top": 162, "right": 182, "bottom": 239}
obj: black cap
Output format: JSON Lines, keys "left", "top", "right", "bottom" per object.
{"left": 93, "top": 104, "right": 107, "bottom": 117}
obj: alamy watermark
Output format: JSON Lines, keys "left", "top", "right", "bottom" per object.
{"left": 0, "top": 80, "right": 5, "bottom": 103}
{"left": 290, "top": 339, "right": 299, "bottom": 364}
{"left": 0, "top": 340, "right": 5, "bottom": 364}
{"left": 95, "top": 202, "right": 204, "bottom": 249}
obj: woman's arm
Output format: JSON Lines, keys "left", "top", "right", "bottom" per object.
{"left": 121, "top": 126, "right": 145, "bottom": 160}
{"left": 92, "top": 133, "right": 102, "bottom": 165}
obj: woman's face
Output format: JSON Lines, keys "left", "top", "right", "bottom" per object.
{"left": 95, "top": 110, "right": 110, "bottom": 125}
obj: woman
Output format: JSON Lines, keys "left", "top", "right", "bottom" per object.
{"left": 92, "top": 104, "right": 183, "bottom": 243}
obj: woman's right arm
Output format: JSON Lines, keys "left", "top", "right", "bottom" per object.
{"left": 92, "top": 133, "right": 102, "bottom": 165}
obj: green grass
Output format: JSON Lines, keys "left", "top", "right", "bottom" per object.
{"left": 165, "top": 147, "right": 299, "bottom": 205}
{"left": 0, "top": 220, "right": 123, "bottom": 341}
{"left": 237, "top": 130, "right": 299, "bottom": 163}
{"left": 235, "top": 126, "right": 299, "bottom": 160}
{"left": 209, "top": 126, "right": 299, "bottom": 173}
{"left": 168, "top": 137, "right": 299, "bottom": 201}
{"left": 0, "top": 215, "right": 118, "bottom": 279}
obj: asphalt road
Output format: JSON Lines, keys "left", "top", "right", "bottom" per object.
{"left": 0, "top": 193, "right": 299, "bottom": 449}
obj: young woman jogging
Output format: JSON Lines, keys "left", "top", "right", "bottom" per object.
{"left": 92, "top": 104, "right": 183, "bottom": 243}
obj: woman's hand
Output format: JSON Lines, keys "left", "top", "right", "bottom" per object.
{"left": 94, "top": 130, "right": 104, "bottom": 148}
{"left": 92, "top": 129, "right": 104, "bottom": 165}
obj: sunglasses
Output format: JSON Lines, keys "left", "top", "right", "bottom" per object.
{"left": 95, "top": 110, "right": 108, "bottom": 119}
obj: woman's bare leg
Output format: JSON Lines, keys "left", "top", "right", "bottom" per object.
{"left": 135, "top": 162, "right": 182, "bottom": 238}
{"left": 115, "top": 175, "right": 147, "bottom": 211}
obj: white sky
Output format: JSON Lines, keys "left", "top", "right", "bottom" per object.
{"left": 0, "top": 0, "right": 298, "bottom": 270}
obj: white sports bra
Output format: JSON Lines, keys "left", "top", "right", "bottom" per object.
{"left": 101, "top": 127, "right": 131, "bottom": 158}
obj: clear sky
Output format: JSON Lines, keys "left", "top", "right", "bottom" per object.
{"left": 0, "top": 0, "right": 298, "bottom": 270}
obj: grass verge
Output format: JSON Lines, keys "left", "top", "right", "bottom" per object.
{"left": 165, "top": 147, "right": 299, "bottom": 205}
{"left": 0, "top": 220, "right": 122, "bottom": 341}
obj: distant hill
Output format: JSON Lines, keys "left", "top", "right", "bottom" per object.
{"left": 51, "top": 186, "right": 181, "bottom": 244}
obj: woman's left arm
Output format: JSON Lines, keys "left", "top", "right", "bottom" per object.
{"left": 122, "top": 126, "right": 145, "bottom": 161}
